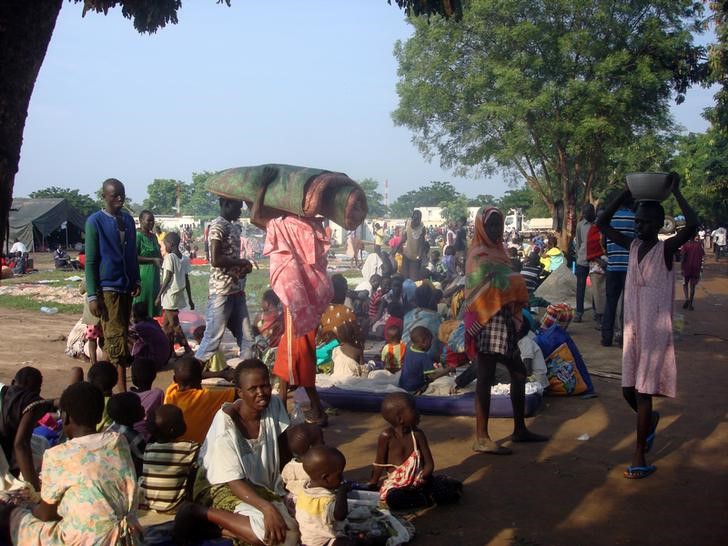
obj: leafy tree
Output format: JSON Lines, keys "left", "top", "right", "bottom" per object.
{"left": 0, "top": 1, "right": 459, "bottom": 251}
{"left": 667, "top": 130, "right": 728, "bottom": 224}
{"left": 28, "top": 186, "right": 98, "bottom": 217}
{"left": 468, "top": 194, "right": 497, "bottom": 208}
{"left": 439, "top": 195, "right": 470, "bottom": 223}
{"left": 389, "top": 181, "right": 460, "bottom": 217}
{"left": 184, "top": 171, "right": 219, "bottom": 218}
{"left": 142, "top": 179, "right": 190, "bottom": 215}
{"left": 358, "top": 178, "right": 388, "bottom": 217}
{"left": 393, "top": 0, "right": 707, "bottom": 246}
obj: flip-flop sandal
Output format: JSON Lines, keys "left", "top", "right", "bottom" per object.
{"left": 645, "top": 411, "right": 660, "bottom": 453}
{"left": 624, "top": 465, "right": 656, "bottom": 479}
{"left": 472, "top": 440, "right": 513, "bottom": 455}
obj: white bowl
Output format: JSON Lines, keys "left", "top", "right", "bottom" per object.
{"left": 626, "top": 172, "right": 673, "bottom": 202}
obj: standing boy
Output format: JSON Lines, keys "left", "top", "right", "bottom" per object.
{"left": 195, "top": 197, "right": 254, "bottom": 365}
{"left": 85, "top": 178, "right": 140, "bottom": 391}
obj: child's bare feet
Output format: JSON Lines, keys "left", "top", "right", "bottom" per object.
{"left": 472, "top": 438, "right": 512, "bottom": 455}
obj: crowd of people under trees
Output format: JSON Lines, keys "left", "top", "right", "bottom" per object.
{"left": 0, "top": 168, "right": 721, "bottom": 545}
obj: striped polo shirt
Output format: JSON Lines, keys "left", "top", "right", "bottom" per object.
{"left": 606, "top": 207, "right": 635, "bottom": 272}
{"left": 139, "top": 440, "right": 200, "bottom": 512}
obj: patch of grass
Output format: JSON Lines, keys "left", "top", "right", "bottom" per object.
{"left": 2, "top": 269, "right": 82, "bottom": 285}
{"left": 188, "top": 266, "right": 272, "bottom": 314}
{"left": 0, "top": 294, "right": 83, "bottom": 314}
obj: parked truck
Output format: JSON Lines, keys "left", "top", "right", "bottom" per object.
{"left": 504, "top": 209, "right": 555, "bottom": 236}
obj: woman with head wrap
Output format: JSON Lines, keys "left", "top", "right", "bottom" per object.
{"left": 465, "top": 207, "right": 548, "bottom": 455}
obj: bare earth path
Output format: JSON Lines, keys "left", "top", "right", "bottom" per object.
{"left": 1, "top": 263, "right": 726, "bottom": 545}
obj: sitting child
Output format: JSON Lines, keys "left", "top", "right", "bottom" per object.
{"left": 139, "top": 404, "right": 200, "bottom": 513}
{"left": 254, "top": 289, "right": 284, "bottom": 349}
{"left": 130, "top": 357, "right": 164, "bottom": 441}
{"left": 281, "top": 422, "right": 324, "bottom": 501}
{"left": 87, "top": 361, "right": 117, "bottom": 431}
{"left": 106, "top": 392, "right": 147, "bottom": 477}
{"left": 2, "top": 382, "right": 141, "bottom": 544}
{"left": 367, "top": 392, "right": 462, "bottom": 510}
{"left": 398, "top": 327, "right": 449, "bottom": 393}
{"left": 191, "top": 326, "right": 234, "bottom": 379}
{"left": 163, "top": 356, "right": 235, "bottom": 443}
{"left": 380, "top": 324, "right": 406, "bottom": 373}
{"left": 331, "top": 322, "right": 369, "bottom": 379}
{"left": 296, "top": 445, "right": 350, "bottom": 546}
{"left": 130, "top": 302, "right": 172, "bottom": 371}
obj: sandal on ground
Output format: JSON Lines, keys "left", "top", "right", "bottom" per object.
{"left": 624, "top": 465, "right": 656, "bottom": 479}
{"left": 472, "top": 439, "right": 512, "bottom": 455}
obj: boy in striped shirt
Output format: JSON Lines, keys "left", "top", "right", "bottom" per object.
{"left": 139, "top": 404, "right": 200, "bottom": 513}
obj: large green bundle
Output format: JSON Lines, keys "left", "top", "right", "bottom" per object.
{"left": 205, "top": 164, "right": 368, "bottom": 230}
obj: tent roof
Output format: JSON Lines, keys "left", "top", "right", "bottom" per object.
{"left": 8, "top": 198, "right": 87, "bottom": 248}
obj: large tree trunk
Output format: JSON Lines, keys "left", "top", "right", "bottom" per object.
{"left": 0, "top": 0, "right": 62, "bottom": 250}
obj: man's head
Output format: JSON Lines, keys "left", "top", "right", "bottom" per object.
{"left": 132, "top": 301, "right": 150, "bottom": 323}
{"left": 301, "top": 445, "right": 346, "bottom": 491}
{"left": 634, "top": 201, "right": 665, "bottom": 242}
{"left": 219, "top": 197, "right": 243, "bottom": 222}
{"left": 13, "top": 366, "right": 42, "bottom": 394}
{"left": 173, "top": 356, "right": 203, "bottom": 390}
{"left": 380, "top": 275, "right": 392, "bottom": 294}
{"left": 101, "top": 178, "right": 126, "bottom": 214}
{"left": 149, "top": 404, "right": 187, "bottom": 443}
{"left": 582, "top": 203, "right": 596, "bottom": 223}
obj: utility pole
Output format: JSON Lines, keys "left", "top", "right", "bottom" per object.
{"left": 175, "top": 181, "right": 181, "bottom": 218}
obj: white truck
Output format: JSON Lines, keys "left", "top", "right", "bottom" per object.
{"left": 504, "top": 209, "right": 554, "bottom": 236}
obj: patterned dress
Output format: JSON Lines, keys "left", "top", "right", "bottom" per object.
{"left": 622, "top": 240, "right": 677, "bottom": 397}
{"left": 10, "top": 432, "right": 141, "bottom": 545}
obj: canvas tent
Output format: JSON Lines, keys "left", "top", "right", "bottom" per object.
{"left": 7, "top": 198, "right": 87, "bottom": 251}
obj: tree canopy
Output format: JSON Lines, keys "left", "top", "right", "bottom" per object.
{"left": 393, "top": 0, "right": 707, "bottom": 245}
{"left": 0, "top": 0, "right": 460, "bottom": 246}
{"left": 27, "top": 186, "right": 98, "bottom": 218}
{"left": 389, "top": 181, "right": 459, "bottom": 217}
{"left": 358, "top": 178, "right": 389, "bottom": 217}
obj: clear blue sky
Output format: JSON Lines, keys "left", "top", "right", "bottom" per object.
{"left": 14, "top": 0, "right": 717, "bottom": 205}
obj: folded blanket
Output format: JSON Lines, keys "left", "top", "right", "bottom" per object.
{"left": 205, "top": 164, "right": 368, "bottom": 230}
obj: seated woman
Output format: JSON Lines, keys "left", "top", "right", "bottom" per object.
{"left": 254, "top": 289, "right": 284, "bottom": 349}
{"left": 0, "top": 367, "right": 55, "bottom": 492}
{"left": 316, "top": 274, "right": 364, "bottom": 351}
{"left": 177, "top": 360, "right": 299, "bottom": 546}
{"left": 1, "top": 381, "right": 141, "bottom": 545}
{"left": 540, "top": 235, "right": 565, "bottom": 273}
{"left": 402, "top": 284, "right": 443, "bottom": 362}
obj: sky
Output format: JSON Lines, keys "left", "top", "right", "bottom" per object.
{"left": 14, "top": 0, "right": 718, "bottom": 205}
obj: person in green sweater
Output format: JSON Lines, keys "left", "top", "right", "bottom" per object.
{"left": 84, "top": 178, "right": 140, "bottom": 392}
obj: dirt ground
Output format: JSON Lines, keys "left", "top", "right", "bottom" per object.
{"left": 1, "top": 263, "right": 727, "bottom": 545}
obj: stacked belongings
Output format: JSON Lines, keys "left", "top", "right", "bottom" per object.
{"left": 535, "top": 324, "right": 595, "bottom": 396}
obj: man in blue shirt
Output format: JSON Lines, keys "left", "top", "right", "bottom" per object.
{"left": 601, "top": 196, "right": 635, "bottom": 347}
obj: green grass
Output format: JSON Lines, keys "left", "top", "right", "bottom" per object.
{"left": 0, "top": 262, "right": 363, "bottom": 316}
{"left": 0, "top": 294, "right": 83, "bottom": 314}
